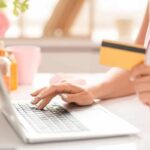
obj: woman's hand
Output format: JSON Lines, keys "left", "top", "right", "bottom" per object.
{"left": 31, "top": 83, "right": 95, "bottom": 110}
{"left": 131, "top": 64, "right": 150, "bottom": 105}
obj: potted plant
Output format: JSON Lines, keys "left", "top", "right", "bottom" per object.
{"left": 0, "top": 0, "right": 29, "bottom": 16}
{"left": 0, "top": 0, "right": 29, "bottom": 37}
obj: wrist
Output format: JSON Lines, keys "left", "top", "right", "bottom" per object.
{"left": 87, "top": 82, "right": 110, "bottom": 100}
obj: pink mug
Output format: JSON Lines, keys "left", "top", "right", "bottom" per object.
{"left": 7, "top": 46, "right": 41, "bottom": 85}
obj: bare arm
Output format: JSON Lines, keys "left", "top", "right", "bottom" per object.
{"left": 31, "top": 2, "right": 150, "bottom": 108}
{"left": 135, "top": 3, "right": 149, "bottom": 45}
{"left": 91, "top": 3, "right": 149, "bottom": 100}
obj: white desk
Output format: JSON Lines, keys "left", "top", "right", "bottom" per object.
{"left": 0, "top": 74, "right": 150, "bottom": 150}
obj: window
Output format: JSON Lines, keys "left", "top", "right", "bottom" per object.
{"left": 5, "top": 0, "right": 58, "bottom": 38}
{"left": 4, "top": 0, "right": 147, "bottom": 42}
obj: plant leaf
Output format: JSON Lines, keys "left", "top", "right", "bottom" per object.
{"left": 0, "top": 0, "right": 7, "bottom": 8}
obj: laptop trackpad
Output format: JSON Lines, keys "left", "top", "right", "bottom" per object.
{"left": 71, "top": 105, "right": 134, "bottom": 133}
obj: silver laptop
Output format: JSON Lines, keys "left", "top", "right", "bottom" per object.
{"left": 0, "top": 75, "right": 139, "bottom": 143}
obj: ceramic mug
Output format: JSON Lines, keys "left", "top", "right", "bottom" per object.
{"left": 7, "top": 46, "right": 42, "bottom": 85}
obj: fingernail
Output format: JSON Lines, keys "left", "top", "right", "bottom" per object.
{"left": 62, "top": 94, "right": 67, "bottom": 99}
{"left": 37, "top": 105, "right": 42, "bottom": 110}
{"left": 30, "top": 93, "right": 34, "bottom": 96}
{"left": 31, "top": 99, "right": 36, "bottom": 104}
{"left": 30, "top": 91, "right": 36, "bottom": 95}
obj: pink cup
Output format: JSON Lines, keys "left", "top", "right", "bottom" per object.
{"left": 7, "top": 46, "right": 41, "bottom": 85}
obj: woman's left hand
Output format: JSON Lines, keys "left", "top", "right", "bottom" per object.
{"left": 131, "top": 64, "right": 150, "bottom": 105}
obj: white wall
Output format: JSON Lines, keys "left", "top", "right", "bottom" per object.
{"left": 5, "top": 39, "right": 111, "bottom": 73}
{"left": 40, "top": 48, "right": 110, "bottom": 73}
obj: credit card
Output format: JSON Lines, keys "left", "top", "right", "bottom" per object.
{"left": 100, "top": 40, "right": 146, "bottom": 70}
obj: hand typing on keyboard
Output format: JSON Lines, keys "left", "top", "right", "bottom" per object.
{"left": 31, "top": 83, "right": 95, "bottom": 110}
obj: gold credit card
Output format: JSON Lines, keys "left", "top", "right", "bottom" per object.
{"left": 100, "top": 40, "right": 146, "bottom": 70}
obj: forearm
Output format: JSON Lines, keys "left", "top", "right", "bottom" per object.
{"left": 135, "top": 2, "right": 149, "bottom": 45}
{"left": 89, "top": 68, "right": 135, "bottom": 100}
{"left": 94, "top": 3, "right": 149, "bottom": 100}
{"left": 89, "top": 3, "right": 149, "bottom": 100}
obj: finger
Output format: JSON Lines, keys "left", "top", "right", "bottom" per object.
{"left": 63, "top": 94, "right": 78, "bottom": 104}
{"left": 39, "top": 83, "right": 83, "bottom": 99}
{"left": 135, "top": 76, "right": 150, "bottom": 84}
{"left": 31, "top": 87, "right": 49, "bottom": 104}
{"left": 31, "top": 96, "right": 42, "bottom": 105}
{"left": 65, "top": 92, "right": 93, "bottom": 106}
{"left": 31, "top": 87, "right": 47, "bottom": 97}
{"left": 132, "top": 61, "right": 144, "bottom": 70}
{"left": 37, "top": 97, "right": 51, "bottom": 110}
{"left": 135, "top": 82, "right": 150, "bottom": 93}
{"left": 131, "top": 64, "right": 150, "bottom": 79}
{"left": 60, "top": 93, "right": 76, "bottom": 104}
{"left": 32, "top": 85, "right": 66, "bottom": 105}
{"left": 137, "top": 92, "right": 150, "bottom": 106}
{"left": 60, "top": 94, "right": 68, "bottom": 102}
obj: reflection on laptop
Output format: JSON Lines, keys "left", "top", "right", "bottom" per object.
{"left": 0, "top": 74, "right": 139, "bottom": 143}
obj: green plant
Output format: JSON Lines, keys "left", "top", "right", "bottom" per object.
{"left": 0, "top": 0, "right": 29, "bottom": 16}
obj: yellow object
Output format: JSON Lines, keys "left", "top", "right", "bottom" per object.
{"left": 0, "top": 41, "right": 5, "bottom": 56}
{"left": 3, "top": 75, "right": 10, "bottom": 91}
{"left": 0, "top": 41, "right": 18, "bottom": 91}
{"left": 100, "top": 40, "right": 145, "bottom": 70}
{"left": 6, "top": 51, "right": 18, "bottom": 90}
{"left": 0, "top": 41, "right": 11, "bottom": 91}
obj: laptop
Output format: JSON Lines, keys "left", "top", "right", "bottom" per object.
{"left": 0, "top": 75, "right": 139, "bottom": 143}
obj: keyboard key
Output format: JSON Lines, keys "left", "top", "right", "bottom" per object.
{"left": 13, "top": 103, "right": 87, "bottom": 133}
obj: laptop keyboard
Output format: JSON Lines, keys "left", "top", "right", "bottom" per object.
{"left": 13, "top": 103, "right": 87, "bottom": 133}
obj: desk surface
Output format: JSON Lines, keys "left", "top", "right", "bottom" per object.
{"left": 0, "top": 74, "right": 150, "bottom": 150}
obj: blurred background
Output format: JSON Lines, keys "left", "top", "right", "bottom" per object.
{"left": 1, "top": 0, "right": 148, "bottom": 73}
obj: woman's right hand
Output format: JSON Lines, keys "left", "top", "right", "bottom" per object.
{"left": 31, "top": 82, "right": 95, "bottom": 110}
